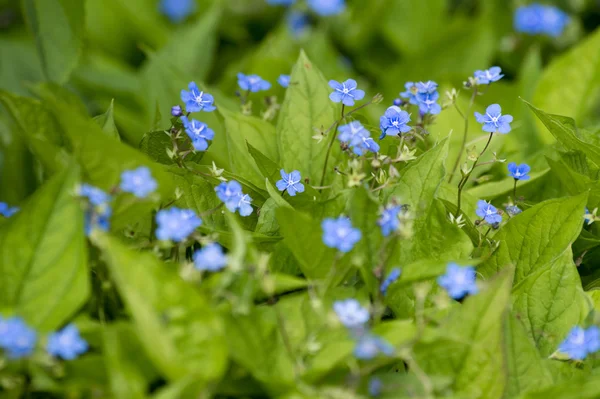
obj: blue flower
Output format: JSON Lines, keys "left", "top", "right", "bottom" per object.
{"left": 84, "top": 206, "right": 111, "bottom": 236}
{"left": 328, "top": 79, "right": 365, "bottom": 107}
{"left": 508, "top": 162, "right": 531, "bottom": 181}
{"left": 333, "top": 299, "right": 369, "bottom": 328}
{"left": 307, "top": 0, "right": 345, "bottom": 16}
{"left": 377, "top": 205, "right": 402, "bottom": 237}
{"left": 267, "top": 0, "right": 296, "bottom": 5}
{"left": 476, "top": 200, "right": 503, "bottom": 225}
{"left": 558, "top": 326, "right": 600, "bottom": 360}
{"left": 379, "top": 106, "right": 411, "bottom": 138}
{"left": 514, "top": 4, "right": 569, "bottom": 37}
{"left": 437, "top": 263, "right": 479, "bottom": 300}
{"left": 322, "top": 217, "right": 361, "bottom": 253}
{"left": 278, "top": 74, "right": 291, "bottom": 88}
{"left": 338, "top": 121, "right": 379, "bottom": 156}
{"left": 506, "top": 205, "right": 522, "bottom": 217}
{"left": 237, "top": 73, "right": 271, "bottom": 93}
{"left": 354, "top": 334, "right": 394, "bottom": 360}
{"left": 380, "top": 268, "right": 401, "bottom": 296}
{"left": 474, "top": 104, "right": 513, "bottom": 134}
{"left": 416, "top": 80, "right": 438, "bottom": 94}
{"left": 78, "top": 184, "right": 111, "bottom": 207}
{"left": 181, "top": 116, "right": 215, "bottom": 151}
{"left": 286, "top": 10, "right": 310, "bottom": 37}
{"left": 368, "top": 377, "right": 383, "bottom": 397}
{"left": 0, "top": 317, "right": 37, "bottom": 359}
{"left": 120, "top": 167, "right": 158, "bottom": 198}
{"left": 276, "top": 169, "right": 305, "bottom": 196}
{"left": 215, "top": 181, "right": 253, "bottom": 216}
{"left": 416, "top": 91, "right": 441, "bottom": 115}
{"left": 0, "top": 202, "right": 19, "bottom": 218}
{"left": 193, "top": 243, "right": 228, "bottom": 272}
{"left": 47, "top": 324, "right": 88, "bottom": 360}
{"left": 585, "top": 208, "right": 595, "bottom": 226}
{"left": 171, "top": 105, "right": 183, "bottom": 117}
{"left": 474, "top": 67, "right": 503, "bottom": 85}
{"left": 400, "top": 82, "right": 418, "bottom": 105}
{"left": 393, "top": 98, "right": 402, "bottom": 106}
{"left": 155, "top": 207, "right": 202, "bottom": 242}
{"left": 159, "top": 0, "right": 196, "bottom": 23}
{"left": 180, "top": 82, "right": 216, "bottom": 113}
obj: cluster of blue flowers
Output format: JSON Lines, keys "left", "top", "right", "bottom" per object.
{"left": 267, "top": 0, "right": 345, "bottom": 16}
{"left": 514, "top": 3, "right": 570, "bottom": 38}
{"left": 155, "top": 207, "right": 202, "bottom": 242}
{"left": 337, "top": 121, "right": 380, "bottom": 156}
{"left": 437, "top": 263, "right": 479, "bottom": 300}
{"left": 0, "top": 317, "right": 87, "bottom": 360}
{"left": 215, "top": 180, "right": 254, "bottom": 216}
{"left": 238, "top": 73, "right": 272, "bottom": 93}
{"left": 177, "top": 82, "right": 217, "bottom": 151}
{"left": 558, "top": 326, "right": 600, "bottom": 360}
{"left": 400, "top": 80, "right": 441, "bottom": 116}
{"left": 0, "top": 202, "right": 19, "bottom": 218}
{"left": 333, "top": 299, "right": 394, "bottom": 360}
{"left": 322, "top": 217, "right": 362, "bottom": 253}
{"left": 276, "top": 169, "right": 305, "bottom": 196}
{"left": 193, "top": 243, "right": 228, "bottom": 272}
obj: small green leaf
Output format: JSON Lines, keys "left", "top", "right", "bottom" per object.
{"left": 0, "top": 166, "right": 89, "bottom": 331}
{"left": 247, "top": 142, "right": 282, "bottom": 184}
{"left": 93, "top": 100, "right": 120, "bottom": 140}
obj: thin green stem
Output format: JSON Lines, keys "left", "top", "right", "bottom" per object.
{"left": 448, "top": 89, "right": 478, "bottom": 183}
{"left": 319, "top": 105, "right": 345, "bottom": 189}
{"left": 513, "top": 179, "right": 518, "bottom": 201}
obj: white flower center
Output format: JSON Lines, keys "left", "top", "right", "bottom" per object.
{"left": 194, "top": 91, "right": 205, "bottom": 104}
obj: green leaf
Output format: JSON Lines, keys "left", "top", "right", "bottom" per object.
{"left": 532, "top": 28, "right": 600, "bottom": 144}
{"left": 481, "top": 194, "right": 590, "bottom": 355}
{"left": 525, "top": 101, "right": 600, "bottom": 168}
{"left": 219, "top": 107, "right": 279, "bottom": 187}
{"left": 93, "top": 99, "right": 120, "bottom": 140}
{"left": 247, "top": 142, "right": 281, "bottom": 184}
{"left": 0, "top": 166, "right": 89, "bottom": 330}
{"left": 520, "top": 375, "right": 600, "bottom": 399}
{"left": 277, "top": 51, "right": 341, "bottom": 185}
{"left": 92, "top": 233, "right": 228, "bottom": 382}
{"left": 415, "top": 272, "right": 513, "bottom": 399}
{"left": 22, "top": 0, "right": 84, "bottom": 84}
{"left": 139, "top": 130, "right": 203, "bottom": 165}
{"left": 504, "top": 314, "right": 553, "bottom": 398}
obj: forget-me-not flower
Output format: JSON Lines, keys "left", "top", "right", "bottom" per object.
{"left": 476, "top": 200, "right": 503, "bottom": 225}
{"left": 377, "top": 205, "right": 402, "bottom": 237}
{"left": 171, "top": 105, "right": 183, "bottom": 117}
{"left": 181, "top": 116, "right": 215, "bottom": 151}
{"left": 85, "top": 205, "right": 112, "bottom": 236}
{"left": 354, "top": 334, "right": 394, "bottom": 360}
{"left": 215, "top": 181, "right": 253, "bottom": 216}
{"left": 181, "top": 82, "right": 216, "bottom": 113}
{"left": 0, "top": 317, "right": 37, "bottom": 359}
{"left": 474, "top": 67, "right": 503, "bottom": 85}
{"left": 379, "top": 106, "right": 411, "bottom": 138}
{"left": 322, "top": 217, "right": 361, "bottom": 253}
{"left": 238, "top": 73, "right": 271, "bottom": 93}
{"left": 558, "top": 326, "right": 600, "bottom": 360}
{"left": 437, "top": 263, "right": 479, "bottom": 300}
{"left": 369, "top": 378, "right": 383, "bottom": 397}
{"left": 333, "top": 299, "right": 369, "bottom": 328}
{"left": 47, "top": 324, "right": 88, "bottom": 360}
{"left": 276, "top": 169, "right": 305, "bottom": 196}
{"left": 78, "top": 184, "right": 111, "bottom": 207}
{"left": 278, "top": 74, "right": 291, "bottom": 88}
{"left": 506, "top": 205, "right": 522, "bottom": 217}
{"left": 155, "top": 207, "right": 202, "bottom": 242}
{"left": 328, "top": 79, "right": 365, "bottom": 106}
{"left": 400, "top": 82, "right": 418, "bottom": 105}
{"left": 474, "top": 104, "right": 513, "bottom": 134}
{"left": 416, "top": 91, "right": 441, "bottom": 115}
{"left": 159, "top": 0, "right": 196, "bottom": 23}
{"left": 515, "top": 4, "right": 569, "bottom": 37}
{"left": 508, "top": 163, "right": 531, "bottom": 181}
{"left": 193, "top": 243, "right": 228, "bottom": 272}
{"left": 307, "top": 0, "right": 345, "bottom": 16}
{"left": 120, "top": 167, "right": 157, "bottom": 198}
{"left": 287, "top": 10, "right": 310, "bottom": 37}
{"left": 0, "top": 202, "right": 19, "bottom": 218}
{"left": 338, "top": 121, "right": 379, "bottom": 156}
{"left": 380, "top": 268, "right": 401, "bottom": 296}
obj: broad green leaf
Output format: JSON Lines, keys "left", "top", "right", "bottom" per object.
{"left": 0, "top": 166, "right": 88, "bottom": 330}
{"left": 219, "top": 108, "right": 279, "bottom": 187}
{"left": 467, "top": 168, "right": 550, "bottom": 200}
{"left": 92, "top": 232, "right": 228, "bottom": 382}
{"left": 525, "top": 101, "right": 600, "bottom": 168}
{"left": 415, "top": 272, "right": 513, "bottom": 399}
{"left": 481, "top": 194, "right": 590, "bottom": 355}
{"left": 22, "top": 0, "right": 84, "bottom": 83}
{"left": 247, "top": 142, "right": 281, "bottom": 184}
{"left": 504, "top": 315, "right": 553, "bottom": 398}
{"left": 151, "top": 375, "right": 206, "bottom": 399}
{"left": 546, "top": 157, "right": 600, "bottom": 209}
{"left": 277, "top": 51, "right": 341, "bottom": 185}
{"left": 93, "top": 99, "right": 120, "bottom": 140}
{"left": 520, "top": 375, "right": 600, "bottom": 399}
{"left": 532, "top": 28, "right": 600, "bottom": 144}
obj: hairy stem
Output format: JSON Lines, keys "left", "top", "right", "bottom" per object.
{"left": 448, "top": 89, "right": 478, "bottom": 183}
{"left": 319, "top": 105, "right": 345, "bottom": 189}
